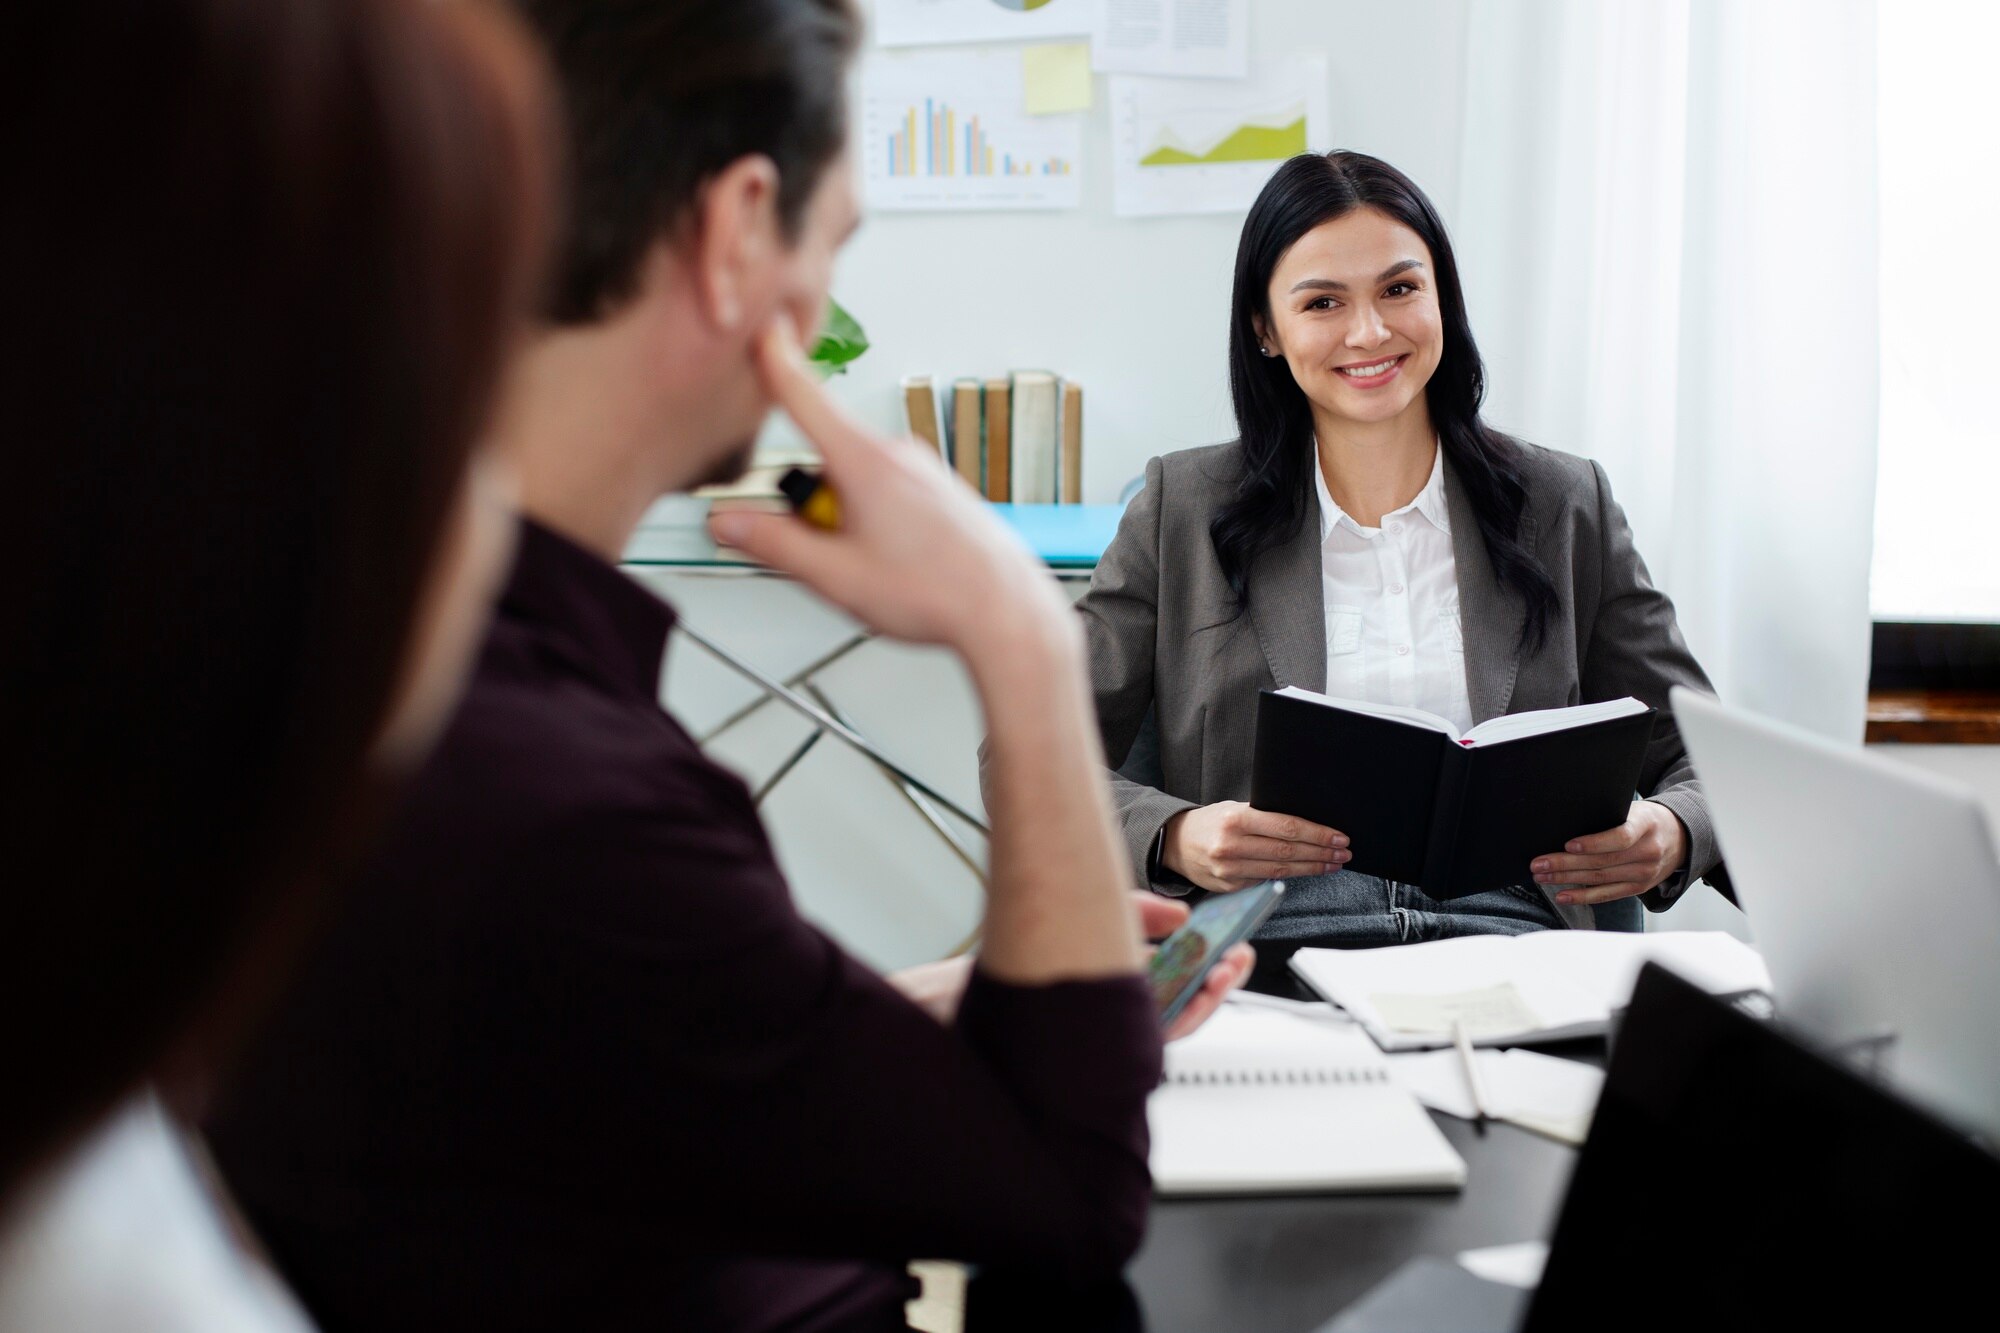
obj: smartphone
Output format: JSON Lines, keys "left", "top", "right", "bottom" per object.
{"left": 1148, "top": 879, "right": 1286, "bottom": 1028}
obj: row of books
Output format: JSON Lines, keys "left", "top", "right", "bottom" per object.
{"left": 901, "top": 371, "right": 1084, "bottom": 503}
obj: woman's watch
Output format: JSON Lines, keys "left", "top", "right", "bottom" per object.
{"left": 1149, "top": 821, "right": 1194, "bottom": 896}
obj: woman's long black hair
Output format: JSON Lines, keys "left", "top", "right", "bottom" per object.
{"left": 1216, "top": 150, "right": 1557, "bottom": 648}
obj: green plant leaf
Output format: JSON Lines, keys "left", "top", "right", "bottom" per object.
{"left": 807, "top": 298, "right": 869, "bottom": 378}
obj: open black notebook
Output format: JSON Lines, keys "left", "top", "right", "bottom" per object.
{"left": 1249, "top": 687, "right": 1657, "bottom": 900}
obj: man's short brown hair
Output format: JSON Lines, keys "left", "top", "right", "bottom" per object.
{"left": 514, "top": 0, "right": 862, "bottom": 324}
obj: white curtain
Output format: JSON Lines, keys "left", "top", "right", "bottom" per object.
{"left": 1452, "top": 0, "right": 1880, "bottom": 928}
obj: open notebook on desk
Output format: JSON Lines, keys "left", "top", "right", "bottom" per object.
{"left": 1289, "top": 931, "right": 1770, "bottom": 1051}
{"left": 1149, "top": 1004, "right": 1466, "bottom": 1195}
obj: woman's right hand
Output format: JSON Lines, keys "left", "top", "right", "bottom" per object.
{"left": 1161, "top": 802, "right": 1349, "bottom": 893}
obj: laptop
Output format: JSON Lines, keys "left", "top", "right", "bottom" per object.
{"left": 1326, "top": 964, "right": 2000, "bottom": 1330}
{"left": 1527, "top": 963, "right": 2000, "bottom": 1327}
{"left": 1672, "top": 685, "right": 2000, "bottom": 1142}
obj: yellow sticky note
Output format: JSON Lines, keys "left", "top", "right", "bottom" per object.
{"left": 1023, "top": 43, "right": 1093, "bottom": 115}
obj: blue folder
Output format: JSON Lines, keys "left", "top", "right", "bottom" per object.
{"left": 624, "top": 500, "right": 1124, "bottom": 571}
{"left": 987, "top": 503, "right": 1124, "bottom": 569}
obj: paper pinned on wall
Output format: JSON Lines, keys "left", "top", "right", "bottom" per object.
{"left": 875, "top": 0, "right": 1100, "bottom": 49}
{"left": 1109, "top": 54, "right": 1330, "bottom": 217}
{"left": 861, "top": 49, "right": 1084, "bottom": 212}
{"left": 1023, "top": 43, "right": 1094, "bottom": 114}
{"left": 1093, "top": 0, "right": 1248, "bottom": 79}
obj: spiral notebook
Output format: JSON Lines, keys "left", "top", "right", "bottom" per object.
{"left": 1149, "top": 1003, "right": 1467, "bottom": 1196}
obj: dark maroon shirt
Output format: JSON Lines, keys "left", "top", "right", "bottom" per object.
{"left": 206, "top": 518, "right": 1163, "bottom": 1332}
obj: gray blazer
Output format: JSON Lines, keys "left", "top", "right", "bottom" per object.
{"left": 1072, "top": 440, "right": 1730, "bottom": 927}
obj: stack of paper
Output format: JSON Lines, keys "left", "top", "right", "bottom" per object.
{"left": 1387, "top": 1047, "right": 1605, "bottom": 1145}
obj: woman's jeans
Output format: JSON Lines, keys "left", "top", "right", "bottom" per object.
{"left": 1258, "top": 869, "right": 1565, "bottom": 948}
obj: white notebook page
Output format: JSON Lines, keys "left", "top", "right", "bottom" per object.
{"left": 1269, "top": 686, "right": 1647, "bottom": 748}
{"left": 1150, "top": 1006, "right": 1465, "bottom": 1194}
{"left": 1290, "top": 931, "right": 1771, "bottom": 1051}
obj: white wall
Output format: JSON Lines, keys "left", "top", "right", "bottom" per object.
{"left": 770, "top": 0, "right": 1474, "bottom": 500}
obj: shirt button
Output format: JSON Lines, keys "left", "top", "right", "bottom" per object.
{"left": 1396, "top": 645, "right": 1410, "bottom": 656}
{"left": 1387, "top": 582, "right": 1405, "bottom": 595}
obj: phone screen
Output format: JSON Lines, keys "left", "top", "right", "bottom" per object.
{"left": 1147, "top": 879, "right": 1286, "bottom": 1027}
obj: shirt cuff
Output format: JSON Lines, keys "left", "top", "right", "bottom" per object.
{"left": 957, "top": 970, "right": 1165, "bottom": 1111}
{"left": 1640, "top": 797, "right": 1697, "bottom": 910}
{"left": 1118, "top": 787, "right": 1198, "bottom": 897}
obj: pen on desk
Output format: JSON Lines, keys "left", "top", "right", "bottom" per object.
{"left": 778, "top": 466, "right": 841, "bottom": 531}
{"left": 1452, "top": 1019, "right": 1491, "bottom": 1136}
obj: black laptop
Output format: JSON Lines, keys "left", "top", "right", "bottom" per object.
{"left": 1330, "top": 961, "right": 2000, "bottom": 1332}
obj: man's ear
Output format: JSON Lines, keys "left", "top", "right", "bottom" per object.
{"left": 691, "top": 154, "right": 782, "bottom": 334}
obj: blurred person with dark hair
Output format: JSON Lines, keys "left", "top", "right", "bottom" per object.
{"left": 205, "top": 3, "right": 1244, "bottom": 1330}
{"left": 0, "top": 0, "right": 553, "bottom": 1325}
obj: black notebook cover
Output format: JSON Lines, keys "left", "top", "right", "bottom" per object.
{"left": 1249, "top": 691, "right": 1656, "bottom": 900}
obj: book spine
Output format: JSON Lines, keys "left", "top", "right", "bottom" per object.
{"left": 1419, "top": 745, "right": 1474, "bottom": 896}
{"left": 982, "top": 377, "right": 1011, "bottom": 501}
{"left": 1009, "top": 372, "right": 1058, "bottom": 504}
{"left": 951, "top": 380, "right": 983, "bottom": 490}
{"left": 902, "top": 377, "right": 942, "bottom": 455}
{"left": 1059, "top": 380, "right": 1083, "bottom": 503}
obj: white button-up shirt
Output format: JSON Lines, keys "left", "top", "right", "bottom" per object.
{"left": 1313, "top": 443, "right": 1475, "bottom": 734}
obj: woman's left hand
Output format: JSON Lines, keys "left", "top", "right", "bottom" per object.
{"left": 1530, "top": 801, "right": 1688, "bottom": 905}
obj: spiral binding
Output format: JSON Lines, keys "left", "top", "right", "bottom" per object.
{"left": 1165, "top": 1066, "right": 1387, "bottom": 1086}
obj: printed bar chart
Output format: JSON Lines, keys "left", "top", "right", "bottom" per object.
{"left": 864, "top": 49, "right": 1083, "bottom": 209}
{"left": 884, "top": 98, "right": 1074, "bottom": 179}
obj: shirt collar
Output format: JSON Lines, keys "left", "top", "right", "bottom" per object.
{"left": 499, "top": 515, "right": 676, "bottom": 700}
{"left": 1313, "top": 439, "right": 1452, "bottom": 541}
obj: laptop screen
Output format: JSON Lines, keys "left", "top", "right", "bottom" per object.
{"left": 1526, "top": 962, "right": 2000, "bottom": 1329}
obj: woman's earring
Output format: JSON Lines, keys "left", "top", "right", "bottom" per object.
{"left": 1259, "top": 345, "right": 1275, "bottom": 358}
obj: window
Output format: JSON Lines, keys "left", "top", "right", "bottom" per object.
{"left": 1870, "top": 1, "right": 2000, "bottom": 629}
{"left": 1869, "top": 2, "right": 2000, "bottom": 704}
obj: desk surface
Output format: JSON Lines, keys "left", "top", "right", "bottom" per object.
{"left": 970, "top": 968, "right": 1592, "bottom": 1330}
{"left": 1118, "top": 975, "right": 1593, "bottom": 1332}
{"left": 1129, "top": 1113, "right": 1576, "bottom": 1333}
{"left": 964, "top": 1108, "right": 1578, "bottom": 1333}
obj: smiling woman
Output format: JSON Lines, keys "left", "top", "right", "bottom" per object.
{"left": 1075, "top": 149, "right": 1736, "bottom": 960}
{"left": 1220, "top": 153, "right": 1556, "bottom": 644}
